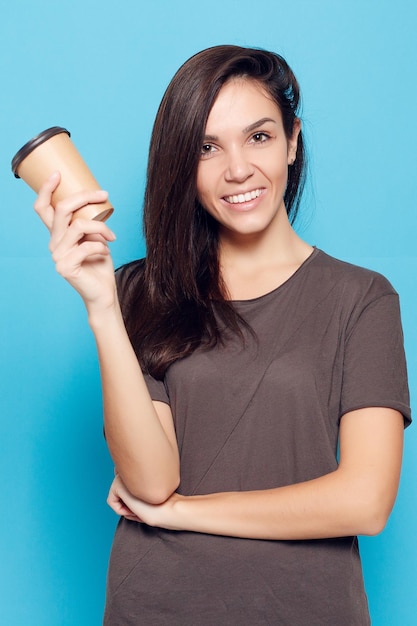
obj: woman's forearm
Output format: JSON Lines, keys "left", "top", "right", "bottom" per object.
{"left": 170, "top": 470, "right": 384, "bottom": 540}
{"left": 89, "top": 302, "right": 180, "bottom": 503}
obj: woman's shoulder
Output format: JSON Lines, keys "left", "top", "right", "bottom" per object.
{"left": 312, "top": 249, "right": 399, "bottom": 301}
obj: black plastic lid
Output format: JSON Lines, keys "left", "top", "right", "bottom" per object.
{"left": 11, "top": 126, "right": 71, "bottom": 178}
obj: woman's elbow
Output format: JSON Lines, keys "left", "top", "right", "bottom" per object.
{"left": 355, "top": 492, "right": 396, "bottom": 536}
{"left": 128, "top": 472, "right": 180, "bottom": 505}
{"left": 360, "top": 513, "right": 389, "bottom": 536}
{"left": 145, "top": 480, "right": 180, "bottom": 505}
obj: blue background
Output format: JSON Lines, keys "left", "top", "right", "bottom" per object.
{"left": 1, "top": 1, "right": 416, "bottom": 624}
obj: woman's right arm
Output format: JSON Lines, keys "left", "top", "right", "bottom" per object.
{"left": 34, "top": 172, "right": 180, "bottom": 503}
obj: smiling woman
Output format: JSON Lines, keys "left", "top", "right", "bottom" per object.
{"left": 32, "top": 45, "right": 411, "bottom": 625}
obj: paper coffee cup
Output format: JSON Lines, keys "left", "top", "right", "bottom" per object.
{"left": 11, "top": 127, "right": 114, "bottom": 222}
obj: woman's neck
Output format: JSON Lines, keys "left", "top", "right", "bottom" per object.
{"left": 218, "top": 216, "right": 313, "bottom": 301}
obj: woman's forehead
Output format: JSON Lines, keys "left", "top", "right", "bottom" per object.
{"left": 205, "top": 79, "right": 282, "bottom": 132}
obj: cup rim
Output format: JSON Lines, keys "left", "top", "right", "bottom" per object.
{"left": 11, "top": 126, "right": 71, "bottom": 178}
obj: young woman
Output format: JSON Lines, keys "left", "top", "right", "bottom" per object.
{"left": 35, "top": 45, "right": 410, "bottom": 625}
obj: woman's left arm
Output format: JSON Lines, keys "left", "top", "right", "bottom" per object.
{"left": 108, "top": 406, "right": 404, "bottom": 540}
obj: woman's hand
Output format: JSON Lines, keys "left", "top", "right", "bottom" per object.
{"left": 34, "top": 171, "right": 118, "bottom": 313}
{"left": 107, "top": 475, "right": 143, "bottom": 522}
{"left": 107, "top": 474, "right": 181, "bottom": 527}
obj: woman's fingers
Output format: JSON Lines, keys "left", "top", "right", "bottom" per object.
{"left": 54, "top": 239, "right": 111, "bottom": 278}
{"left": 51, "top": 218, "right": 116, "bottom": 275}
{"left": 107, "top": 477, "right": 142, "bottom": 520}
{"left": 33, "top": 171, "right": 110, "bottom": 244}
{"left": 51, "top": 216, "right": 116, "bottom": 253}
{"left": 49, "top": 189, "right": 109, "bottom": 251}
{"left": 33, "top": 171, "right": 61, "bottom": 230}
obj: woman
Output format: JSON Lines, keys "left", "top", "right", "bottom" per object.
{"left": 35, "top": 46, "right": 410, "bottom": 625}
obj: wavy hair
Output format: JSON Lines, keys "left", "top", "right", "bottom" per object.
{"left": 117, "top": 45, "right": 307, "bottom": 378}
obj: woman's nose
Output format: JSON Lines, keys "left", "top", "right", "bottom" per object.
{"left": 224, "top": 148, "right": 254, "bottom": 183}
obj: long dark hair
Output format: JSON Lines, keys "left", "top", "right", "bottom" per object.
{"left": 117, "top": 45, "right": 307, "bottom": 379}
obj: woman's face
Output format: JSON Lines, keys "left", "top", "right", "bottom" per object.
{"left": 196, "top": 78, "right": 299, "bottom": 241}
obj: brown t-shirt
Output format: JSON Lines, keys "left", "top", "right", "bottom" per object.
{"left": 104, "top": 249, "right": 411, "bottom": 625}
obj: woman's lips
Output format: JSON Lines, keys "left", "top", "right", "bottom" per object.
{"left": 223, "top": 188, "right": 263, "bottom": 204}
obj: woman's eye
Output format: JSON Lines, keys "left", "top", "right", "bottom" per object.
{"left": 201, "top": 144, "right": 215, "bottom": 156}
{"left": 251, "top": 132, "right": 269, "bottom": 143}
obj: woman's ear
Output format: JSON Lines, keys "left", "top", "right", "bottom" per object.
{"left": 287, "top": 118, "right": 301, "bottom": 165}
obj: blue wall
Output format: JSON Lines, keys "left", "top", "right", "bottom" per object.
{"left": 1, "top": 1, "right": 416, "bottom": 624}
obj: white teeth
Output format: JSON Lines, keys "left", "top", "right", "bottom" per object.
{"left": 225, "top": 189, "right": 261, "bottom": 204}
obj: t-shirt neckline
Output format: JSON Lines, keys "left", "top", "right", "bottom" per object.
{"left": 231, "top": 247, "right": 320, "bottom": 305}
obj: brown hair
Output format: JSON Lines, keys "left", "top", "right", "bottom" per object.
{"left": 117, "top": 45, "right": 306, "bottom": 378}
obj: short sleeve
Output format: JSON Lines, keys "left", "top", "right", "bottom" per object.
{"left": 143, "top": 373, "right": 170, "bottom": 405}
{"left": 340, "top": 289, "right": 411, "bottom": 426}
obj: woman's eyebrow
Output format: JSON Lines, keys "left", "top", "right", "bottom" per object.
{"left": 202, "top": 118, "right": 277, "bottom": 142}
{"left": 243, "top": 117, "right": 277, "bottom": 133}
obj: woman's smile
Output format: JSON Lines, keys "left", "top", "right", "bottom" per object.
{"left": 223, "top": 187, "right": 264, "bottom": 205}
